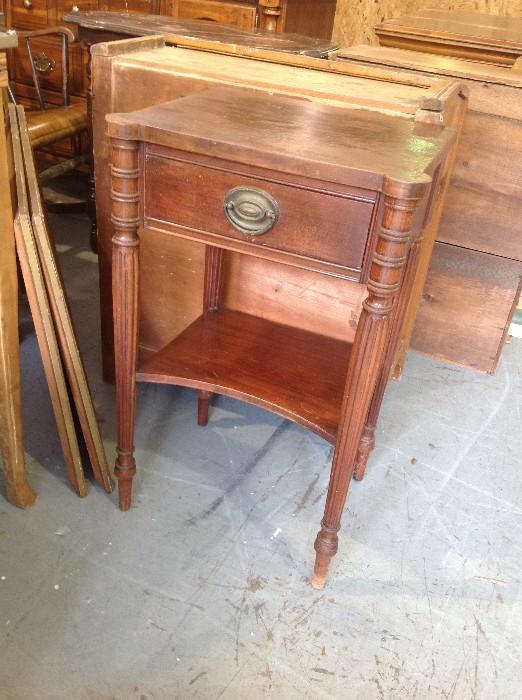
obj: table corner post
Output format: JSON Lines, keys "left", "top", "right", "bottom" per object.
{"left": 110, "top": 135, "right": 140, "bottom": 511}
{"left": 312, "top": 177, "right": 428, "bottom": 589}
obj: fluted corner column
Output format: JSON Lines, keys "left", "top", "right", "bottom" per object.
{"left": 312, "top": 177, "right": 429, "bottom": 589}
{"left": 111, "top": 137, "right": 140, "bottom": 511}
{"left": 353, "top": 193, "right": 428, "bottom": 481}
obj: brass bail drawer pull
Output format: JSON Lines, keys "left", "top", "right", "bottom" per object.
{"left": 34, "top": 52, "right": 56, "bottom": 73}
{"left": 224, "top": 186, "right": 280, "bottom": 235}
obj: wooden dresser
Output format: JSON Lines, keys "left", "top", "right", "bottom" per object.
{"left": 3, "top": 0, "right": 337, "bottom": 113}
{"left": 338, "top": 45, "right": 522, "bottom": 374}
{"left": 105, "top": 84, "right": 457, "bottom": 586}
{"left": 375, "top": 9, "right": 522, "bottom": 67}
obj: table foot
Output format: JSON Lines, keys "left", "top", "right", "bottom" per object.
{"left": 197, "top": 390, "right": 212, "bottom": 427}
{"left": 115, "top": 451, "right": 136, "bottom": 511}
{"left": 117, "top": 477, "right": 133, "bottom": 511}
{"left": 312, "top": 523, "right": 338, "bottom": 589}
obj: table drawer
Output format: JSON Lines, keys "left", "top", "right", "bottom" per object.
{"left": 11, "top": 0, "right": 55, "bottom": 30}
{"left": 143, "top": 152, "right": 376, "bottom": 275}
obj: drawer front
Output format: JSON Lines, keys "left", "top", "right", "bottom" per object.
{"left": 144, "top": 153, "right": 376, "bottom": 275}
{"left": 10, "top": 36, "right": 87, "bottom": 97}
{"left": 173, "top": 0, "right": 257, "bottom": 30}
{"left": 11, "top": 37, "right": 67, "bottom": 93}
{"left": 10, "top": 0, "right": 55, "bottom": 29}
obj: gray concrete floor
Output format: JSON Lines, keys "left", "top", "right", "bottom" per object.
{"left": 1, "top": 212, "right": 521, "bottom": 700}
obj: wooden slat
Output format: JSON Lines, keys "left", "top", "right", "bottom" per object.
{"left": 17, "top": 105, "right": 113, "bottom": 494}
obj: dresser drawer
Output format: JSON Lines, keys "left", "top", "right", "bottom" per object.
{"left": 143, "top": 152, "right": 376, "bottom": 275}
{"left": 10, "top": 0, "right": 55, "bottom": 30}
{"left": 11, "top": 37, "right": 67, "bottom": 92}
{"left": 171, "top": 0, "right": 257, "bottom": 30}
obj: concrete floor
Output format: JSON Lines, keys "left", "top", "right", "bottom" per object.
{"left": 1, "top": 212, "right": 521, "bottom": 700}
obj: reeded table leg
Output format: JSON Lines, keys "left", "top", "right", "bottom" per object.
{"left": 354, "top": 224, "right": 425, "bottom": 482}
{"left": 312, "top": 178, "right": 428, "bottom": 588}
{"left": 111, "top": 138, "right": 140, "bottom": 510}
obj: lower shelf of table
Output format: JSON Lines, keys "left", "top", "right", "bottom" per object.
{"left": 136, "top": 309, "right": 352, "bottom": 442}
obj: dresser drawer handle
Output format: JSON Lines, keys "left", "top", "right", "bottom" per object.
{"left": 22, "top": 0, "right": 33, "bottom": 9}
{"left": 224, "top": 186, "right": 280, "bottom": 236}
{"left": 34, "top": 52, "right": 55, "bottom": 73}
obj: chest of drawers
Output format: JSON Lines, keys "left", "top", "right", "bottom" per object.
{"left": 106, "top": 85, "right": 456, "bottom": 586}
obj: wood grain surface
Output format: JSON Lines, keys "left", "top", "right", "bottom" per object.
{"left": 332, "top": 1, "right": 522, "bottom": 48}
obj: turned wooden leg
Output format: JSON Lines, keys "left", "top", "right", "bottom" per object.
{"left": 111, "top": 138, "right": 140, "bottom": 510}
{"left": 312, "top": 177, "right": 429, "bottom": 588}
{"left": 353, "top": 207, "right": 426, "bottom": 482}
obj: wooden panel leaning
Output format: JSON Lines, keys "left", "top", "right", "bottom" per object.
{"left": 17, "top": 105, "right": 113, "bottom": 495}
{"left": 10, "top": 103, "right": 87, "bottom": 497}
{"left": 337, "top": 45, "right": 522, "bottom": 375}
{"left": 106, "top": 85, "right": 457, "bottom": 587}
{"left": 91, "top": 36, "right": 467, "bottom": 384}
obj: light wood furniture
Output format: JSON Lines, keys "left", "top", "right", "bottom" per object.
{"left": 375, "top": 9, "right": 522, "bottom": 67}
{"left": 107, "top": 85, "right": 457, "bottom": 587}
{"left": 91, "top": 37, "right": 467, "bottom": 385}
{"left": 338, "top": 45, "right": 522, "bottom": 374}
{"left": 0, "top": 28, "right": 37, "bottom": 507}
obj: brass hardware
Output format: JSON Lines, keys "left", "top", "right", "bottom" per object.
{"left": 22, "top": 0, "right": 33, "bottom": 8}
{"left": 34, "top": 52, "right": 55, "bottom": 73}
{"left": 71, "top": 4, "right": 80, "bottom": 10}
{"left": 224, "top": 187, "right": 279, "bottom": 235}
